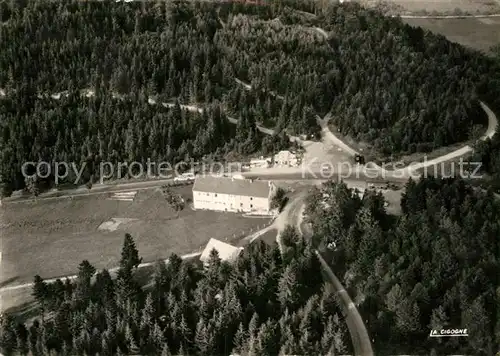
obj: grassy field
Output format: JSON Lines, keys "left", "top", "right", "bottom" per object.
{"left": 362, "top": 0, "right": 500, "bottom": 16}
{"left": 0, "top": 186, "right": 267, "bottom": 287}
{"left": 403, "top": 16, "right": 500, "bottom": 52}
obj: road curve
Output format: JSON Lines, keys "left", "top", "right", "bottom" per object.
{"left": 282, "top": 193, "right": 374, "bottom": 356}
{"left": 315, "top": 250, "right": 374, "bottom": 356}
{"left": 397, "top": 100, "right": 498, "bottom": 176}
{"left": 311, "top": 26, "right": 499, "bottom": 179}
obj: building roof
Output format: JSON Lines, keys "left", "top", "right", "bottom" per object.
{"left": 193, "top": 176, "right": 272, "bottom": 198}
{"left": 274, "top": 150, "right": 296, "bottom": 157}
{"left": 200, "top": 238, "right": 243, "bottom": 263}
{"left": 250, "top": 156, "right": 271, "bottom": 163}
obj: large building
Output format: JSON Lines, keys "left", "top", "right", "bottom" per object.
{"left": 192, "top": 176, "right": 276, "bottom": 214}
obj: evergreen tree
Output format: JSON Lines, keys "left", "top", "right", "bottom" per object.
{"left": 120, "top": 234, "right": 142, "bottom": 272}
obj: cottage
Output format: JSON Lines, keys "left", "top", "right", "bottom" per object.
{"left": 192, "top": 176, "right": 276, "bottom": 214}
{"left": 200, "top": 238, "right": 243, "bottom": 265}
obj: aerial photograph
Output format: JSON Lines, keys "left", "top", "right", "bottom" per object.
{"left": 0, "top": 0, "right": 499, "bottom": 355}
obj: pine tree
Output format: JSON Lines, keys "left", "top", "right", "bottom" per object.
{"left": 32, "top": 275, "right": 49, "bottom": 312}
{"left": 120, "top": 234, "right": 142, "bottom": 271}
{"left": 277, "top": 266, "right": 299, "bottom": 310}
{"left": 139, "top": 293, "right": 155, "bottom": 350}
{"left": 232, "top": 322, "right": 247, "bottom": 354}
{"left": 248, "top": 312, "right": 259, "bottom": 337}
{"left": 28, "top": 321, "right": 39, "bottom": 355}
{"left": 125, "top": 324, "right": 138, "bottom": 354}
{"left": 24, "top": 175, "right": 39, "bottom": 197}
{"left": 75, "top": 260, "right": 96, "bottom": 303}
{"left": 14, "top": 322, "right": 29, "bottom": 356}
{"left": 255, "top": 321, "right": 279, "bottom": 355}
{"left": 151, "top": 322, "right": 165, "bottom": 354}
{"left": 195, "top": 318, "right": 214, "bottom": 355}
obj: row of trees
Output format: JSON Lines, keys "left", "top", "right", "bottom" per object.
{"left": 305, "top": 177, "right": 500, "bottom": 354}
{"left": 0, "top": 232, "right": 350, "bottom": 355}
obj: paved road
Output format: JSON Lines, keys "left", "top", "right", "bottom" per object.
{"left": 4, "top": 27, "right": 496, "bottom": 183}
{"left": 312, "top": 28, "right": 499, "bottom": 179}
{"left": 315, "top": 250, "right": 374, "bottom": 356}
{"left": 274, "top": 190, "right": 309, "bottom": 253}
{"left": 243, "top": 168, "right": 412, "bottom": 183}
{"left": 2, "top": 164, "right": 409, "bottom": 204}
{"left": 280, "top": 194, "right": 374, "bottom": 356}
{"left": 2, "top": 178, "right": 184, "bottom": 204}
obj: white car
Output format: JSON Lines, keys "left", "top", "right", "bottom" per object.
{"left": 174, "top": 172, "right": 195, "bottom": 182}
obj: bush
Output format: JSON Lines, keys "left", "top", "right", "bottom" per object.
{"left": 162, "top": 187, "right": 185, "bottom": 211}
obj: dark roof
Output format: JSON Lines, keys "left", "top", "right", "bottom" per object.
{"left": 192, "top": 176, "right": 272, "bottom": 198}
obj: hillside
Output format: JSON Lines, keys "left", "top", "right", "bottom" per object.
{"left": 305, "top": 178, "right": 500, "bottom": 354}
{"left": 1, "top": 0, "right": 500, "bottom": 192}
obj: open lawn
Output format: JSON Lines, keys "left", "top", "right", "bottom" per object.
{"left": 403, "top": 16, "right": 500, "bottom": 52}
{"left": 0, "top": 187, "right": 267, "bottom": 287}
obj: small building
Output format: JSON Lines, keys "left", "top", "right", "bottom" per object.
{"left": 273, "top": 150, "right": 299, "bottom": 167}
{"left": 192, "top": 176, "right": 276, "bottom": 214}
{"left": 249, "top": 156, "right": 271, "bottom": 168}
{"left": 200, "top": 238, "right": 244, "bottom": 265}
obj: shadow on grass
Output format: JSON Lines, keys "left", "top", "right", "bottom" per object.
{"left": 0, "top": 276, "right": 20, "bottom": 289}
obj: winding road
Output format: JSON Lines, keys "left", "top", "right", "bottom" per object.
{"left": 311, "top": 26, "right": 499, "bottom": 180}
{"left": 276, "top": 192, "right": 374, "bottom": 356}
{"left": 1, "top": 22, "right": 497, "bottom": 182}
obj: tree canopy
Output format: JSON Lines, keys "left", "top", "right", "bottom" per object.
{"left": 0, "top": 233, "right": 350, "bottom": 356}
{"left": 306, "top": 177, "right": 500, "bottom": 354}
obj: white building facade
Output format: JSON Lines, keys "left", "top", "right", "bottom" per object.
{"left": 273, "top": 150, "right": 299, "bottom": 167}
{"left": 192, "top": 176, "right": 276, "bottom": 214}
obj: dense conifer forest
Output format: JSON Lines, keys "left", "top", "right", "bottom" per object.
{"left": 2, "top": 1, "right": 500, "bottom": 355}
{"left": 1, "top": 0, "right": 500, "bottom": 193}
{"left": 305, "top": 177, "right": 500, "bottom": 355}
{"left": 0, "top": 234, "right": 351, "bottom": 356}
